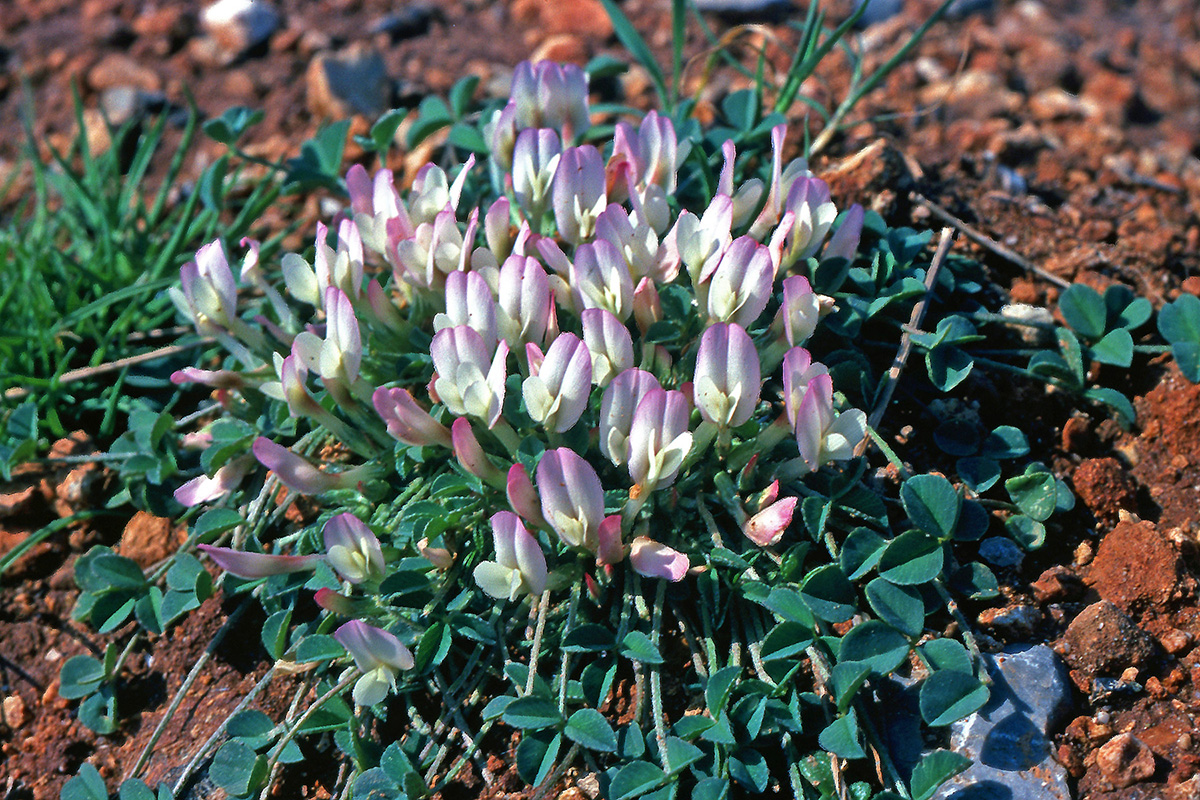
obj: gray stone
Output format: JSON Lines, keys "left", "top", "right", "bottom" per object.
{"left": 854, "top": 0, "right": 904, "bottom": 27}
{"left": 307, "top": 46, "right": 391, "bottom": 119}
{"left": 201, "top": 0, "right": 280, "bottom": 55}
{"left": 934, "top": 645, "right": 1073, "bottom": 800}
{"left": 978, "top": 537, "right": 1025, "bottom": 568}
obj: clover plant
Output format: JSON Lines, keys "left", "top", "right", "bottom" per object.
{"left": 53, "top": 6, "right": 1197, "bottom": 800}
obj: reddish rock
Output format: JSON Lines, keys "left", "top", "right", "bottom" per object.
{"left": 1061, "top": 600, "right": 1157, "bottom": 690}
{"left": 86, "top": 53, "right": 162, "bottom": 93}
{"left": 1030, "top": 565, "right": 1083, "bottom": 603}
{"left": 1096, "top": 732, "right": 1156, "bottom": 789}
{"left": 530, "top": 34, "right": 589, "bottom": 67}
{"left": 1087, "top": 516, "right": 1184, "bottom": 612}
{"left": 1072, "top": 457, "right": 1137, "bottom": 521}
{"left": 509, "top": 0, "right": 613, "bottom": 39}
{"left": 118, "top": 511, "right": 186, "bottom": 569}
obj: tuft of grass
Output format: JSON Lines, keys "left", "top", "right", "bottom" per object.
{"left": 0, "top": 93, "right": 283, "bottom": 439}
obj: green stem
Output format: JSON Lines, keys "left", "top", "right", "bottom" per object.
{"left": 525, "top": 590, "right": 551, "bottom": 696}
{"left": 650, "top": 581, "right": 670, "bottom": 774}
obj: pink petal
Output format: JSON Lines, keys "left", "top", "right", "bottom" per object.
{"left": 629, "top": 537, "right": 688, "bottom": 581}
{"left": 198, "top": 544, "right": 321, "bottom": 579}
{"left": 743, "top": 496, "right": 798, "bottom": 547}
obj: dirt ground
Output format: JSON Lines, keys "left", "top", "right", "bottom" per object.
{"left": 2, "top": 0, "right": 1200, "bottom": 798}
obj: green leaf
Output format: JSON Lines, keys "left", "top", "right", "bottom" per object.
{"left": 729, "top": 747, "right": 770, "bottom": 792}
{"left": 59, "top": 654, "right": 106, "bottom": 699}
{"left": 919, "top": 639, "right": 974, "bottom": 674}
{"left": 933, "top": 420, "right": 980, "bottom": 457}
{"left": 662, "top": 736, "right": 704, "bottom": 775}
{"left": 482, "top": 695, "right": 514, "bottom": 720}
{"left": 1059, "top": 284, "right": 1107, "bottom": 339}
{"left": 830, "top": 661, "right": 871, "bottom": 714}
{"left": 877, "top": 531, "right": 944, "bottom": 585}
{"left": 261, "top": 609, "right": 292, "bottom": 660}
{"left": 447, "top": 122, "right": 488, "bottom": 154}
{"left": 706, "top": 666, "right": 741, "bottom": 716}
{"left": 761, "top": 587, "right": 816, "bottom": 627}
{"left": 1111, "top": 289, "right": 1151, "bottom": 330}
{"left": 584, "top": 54, "right": 629, "bottom": 79}
{"left": 365, "top": 109, "right": 407, "bottom": 153}
{"left": 957, "top": 457, "right": 1000, "bottom": 493}
{"left": 910, "top": 749, "right": 971, "bottom": 800}
{"left": 1005, "top": 514, "right": 1046, "bottom": 549}
{"left": 948, "top": 561, "right": 1000, "bottom": 600}
{"left": 78, "top": 686, "right": 118, "bottom": 734}
{"left": 1157, "top": 294, "right": 1200, "bottom": 350}
{"left": 209, "top": 740, "right": 268, "bottom": 796}
{"left": 227, "top": 709, "right": 276, "bottom": 750}
{"left": 565, "top": 709, "right": 617, "bottom": 752}
{"left": 516, "top": 730, "right": 561, "bottom": 786}
{"left": 901, "top": 474, "right": 961, "bottom": 539}
{"left": 563, "top": 623, "right": 616, "bottom": 653}
{"left": 926, "top": 346, "right": 973, "bottom": 391}
{"left": 351, "top": 767, "right": 401, "bottom": 800}
{"left": 919, "top": 669, "right": 990, "bottom": 726}
{"left": 759, "top": 621, "right": 814, "bottom": 662}
{"left": 295, "top": 634, "right": 344, "bottom": 664}
{"left": 448, "top": 75, "right": 480, "bottom": 118}
{"left": 1005, "top": 470, "right": 1057, "bottom": 521}
{"left": 800, "top": 564, "right": 858, "bottom": 623}
{"left": 91, "top": 552, "right": 147, "bottom": 591}
{"left": 412, "top": 621, "right": 452, "bottom": 672}
{"left": 692, "top": 777, "right": 729, "bottom": 800}
{"left": 620, "top": 631, "right": 664, "bottom": 665}
{"left": 673, "top": 715, "right": 715, "bottom": 741}
{"left": 865, "top": 578, "right": 925, "bottom": 637}
{"left": 818, "top": 710, "right": 866, "bottom": 759}
{"left": 610, "top": 761, "right": 668, "bottom": 800}
{"left": 192, "top": 508, "right": 244, "bottom": 540}
{"left": 61, "top": 764, "right": 109, "bottom": 800}
{"left": 838, "top": 620, "right": 911, "bottom": 675}
{"left": 1084, "top": 387, "right": 1136, "bottom": 428}
{"left": 980, "top": 426, "right": 1029, "bottom": 460}
{"left": 117, "top": 779, "right": 157, "bottom": 800}
{"left": 839, "top": 528, "right": 887, "bottom": 580}
{"left": 721, "top": 89, "right": 758, "bottom": 131}
{"left": 1091, "top": 327, "right": 1133, "bottom": 367}
{"left": 203, "top": 106, "right": 264, "bottom": 144}
{"left": 1056, "top": 327, "right": 1086, "bottom": 386}
{"left": 502, "top": 696, "right": 562, "bottom": 730}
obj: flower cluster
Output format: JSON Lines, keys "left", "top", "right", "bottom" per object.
{"left": 173, "top": 59, "right": 867, "bottom": 706}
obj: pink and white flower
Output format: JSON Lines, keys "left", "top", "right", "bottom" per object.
{"left": 473, "top": 511, "right": 549, "bottom": 601}
{"left": 627, "top": 388, "right": 692, "bottom": 493}
{"left": 537, "top": 448, "right": 605, "bottom": 551}
{"left": 334, "top": 620, "right": 415, "bottom": 706}
{"left": 599, "top": 369, "right": 662, "bottom": 466}
{"left": 323, "top": 513, "right": 386, "bottom": 584}
{"left": 522, "top": 332, "right": 593, "bottom": 433}
{"left": 430, "top": 325, "right": 509, "bottom": 428}
{"left": 693, "top": 323, "right": 761, "bottom": 429}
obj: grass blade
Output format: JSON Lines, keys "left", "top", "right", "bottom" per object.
{"left": 600, "top": 0, "right": 668, "bottom": 108}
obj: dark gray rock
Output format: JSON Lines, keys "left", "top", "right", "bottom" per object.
{"left": 692, "top": 0, "right": 792, "bottom": 16}
{"left": 934, "top": 645, "right": 1073, "bottom": 800}
{"left": 978, "top": 537, "right": 1024, "bottom": 569}
{"left": 369, "top": 6, "right": 435, "bottom": 41}
{"left": 854, "top": 0, "right": 904, "bottom": 27}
